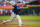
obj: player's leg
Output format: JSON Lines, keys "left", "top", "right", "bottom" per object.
{"left": 3, "top": 12, "right": 16, "bottom": 24}
{"left": 10, "top": 12, "right": 16, "bottom": 22}
{"left": 16, "top": 15, "right": 22, "bottom": 27}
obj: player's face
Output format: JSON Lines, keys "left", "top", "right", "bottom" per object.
{"left": 18, "top": 3, "right": 20, "bottom": 6}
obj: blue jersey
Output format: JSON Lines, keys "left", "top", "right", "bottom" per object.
{"left": 12, "top": 5, "right": 21, "bottom": 14}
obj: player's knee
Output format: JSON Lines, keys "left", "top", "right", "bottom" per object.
{"left": 19, "top": 21, "right": 22, "bottom": 24}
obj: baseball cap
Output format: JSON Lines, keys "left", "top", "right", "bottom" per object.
{"left": 17, "top": 1, "right": 21, "bottom": 3}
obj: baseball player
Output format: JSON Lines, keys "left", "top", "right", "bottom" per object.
{"left": 3, "top": 1, "right": 22, "bottom": 27}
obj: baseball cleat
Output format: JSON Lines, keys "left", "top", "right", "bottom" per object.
{"left": 3, "top": 23, "right": 6, "bottom": 24}
{"left": 3, "top": 20, "right": 6, "bottom": 24}
{"left": 19, "top": 26, "right": 21, "bottom": 27}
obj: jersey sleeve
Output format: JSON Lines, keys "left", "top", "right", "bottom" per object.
{"left": 12, "top": 5, "right": 17, "bottom": 7}
{"left": 14, "top": 5, "right": 17, "bottom": 7}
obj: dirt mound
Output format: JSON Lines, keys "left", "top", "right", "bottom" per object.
{"left": 0, "top": 20, "right": 40, "bottom": 22}
{"left": 0, "top": 24, "right": 40, "bottom": 27}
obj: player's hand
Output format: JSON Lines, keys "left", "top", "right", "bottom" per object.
{"left": 19, "top": 9, "right": 22, "bottom": 13}
{"left": 6, "top": 1, "right": 9, "bottom": 3}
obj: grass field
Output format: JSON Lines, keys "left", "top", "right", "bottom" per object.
{"left": 0, "top": 16, "right": 40, "bottom": 26}
{"left": 0, "top": 16, "right": 40, "bottom": 20}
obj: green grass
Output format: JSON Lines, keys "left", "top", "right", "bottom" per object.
{"left": 21, "top": 16, "right": 40, "bottom": 20}
{"left": 23, "top": 22, "right": 40, "bottom": 26}
{"left": 0, "top": 16, "right": 40, "bottom": 26}
{"left": 0, "top": 16, "right": 40, "bottom": 20}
